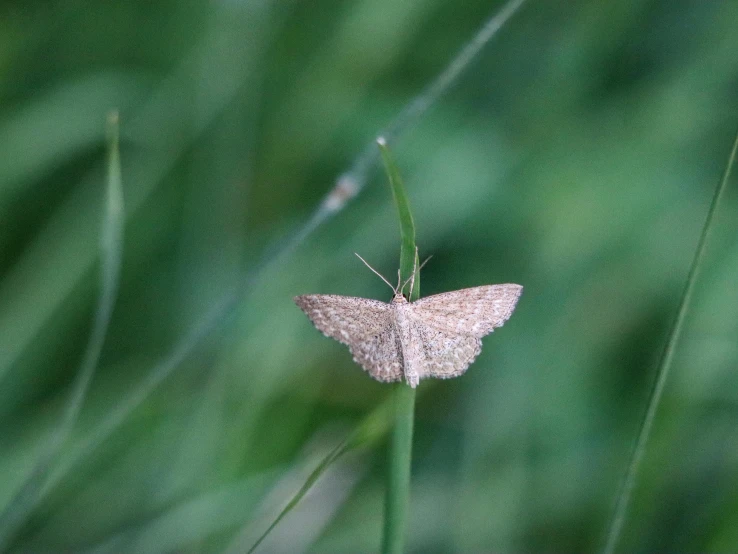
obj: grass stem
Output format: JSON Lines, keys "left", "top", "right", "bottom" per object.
{"left": 0, "top": 112, "right": 125, "bottom": 551}
{"left": 378, "top": 138, "right": 418, "bottom": 554}
{"left": 601, "top": 126, "right": 738, "bottom": 554}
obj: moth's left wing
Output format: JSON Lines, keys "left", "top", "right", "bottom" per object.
{"left": 409, "top": 284, "right": 522, "bottom": 339}
{"left": 294, "top": 294, "right": 390, "bottom": 345}
{"left": 294, "top": 294, "right": 403, "bottom": 383}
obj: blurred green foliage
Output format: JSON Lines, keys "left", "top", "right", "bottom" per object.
{"left": 1, "top": 0, "right": 737, "bottom": 552}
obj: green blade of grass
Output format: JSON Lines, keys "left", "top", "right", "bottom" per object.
{"left": 83, "top": 471, "right": 279, "bottom": 554}
{"left": 241, "top": 441, "right": 347, "bottom": 554}
{"left": 377, "top": 137, "right": 418, "bottom": 554}
{"left": 377, "top": 138, "right": 417, "bottom": 287}
{"left": 345, "top": 0, "right": 528, "bottom": 187}
{"left": 600, "top": 126, "right": 738, "bottom": 554}
{"left": 0, "top": 111, "right": 125, "bottom": 551}
{"left": 382, "top": 384, "right": 416, "bottom": 554}
{"left": 239, "top": 395, "right": 395, "bottom": 554}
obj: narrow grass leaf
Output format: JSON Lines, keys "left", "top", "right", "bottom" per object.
{"left": 83, "top": 471, "right": 278, "bottom": 554}
{"left": 0, "top": 111, "right": 125, "bottom": 551}
{"left": 378, "top": 137, "right": 417, "bottom": 286}
{"left": 345, "top": 0, "right": 529, "bottom": 188}
{"left": 377, "top": 137, "right": 418, "bottom": 554}
{"left": 240, "top": 397, "right": 395, "bottom": 554}
{"left": 601, "top": 126, "right": 738, "bottom": 554}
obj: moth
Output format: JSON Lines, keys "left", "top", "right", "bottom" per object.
{"left": 294, "top": 254, "right": 522, "bottom": 388}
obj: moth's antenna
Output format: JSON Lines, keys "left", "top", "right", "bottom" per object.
{"left": 400, "top": 252, "right": 433, "bottom": 297}
{"left": 355, "top": 253, "right": 396, "bottom": 293}
{"left": 396, "top": 269, "right": 402, "bottom": 292}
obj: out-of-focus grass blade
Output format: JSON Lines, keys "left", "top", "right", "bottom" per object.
{"left": 378, "top": 138, "right": 417, "bottom": 287}
{"left": 601, "top": 127, "right": 738, "bottom": 554}
{"left": 83, "top": 471, "right": 278, "bottom": 554}
{"left": 0, "top": 111, "right": 125, "bottom": 552}
{"left": 239, "top": 396, "right": 395, "bottom": 554}
{"left": 346, "top": 0, "right": 528, "bottom": 186}
{"left": 377, "top": 137, "right": 418, "bottom": 554}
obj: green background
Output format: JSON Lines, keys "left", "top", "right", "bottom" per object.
{"left": 1, "top": 0, "right": 738, "bottom": 552}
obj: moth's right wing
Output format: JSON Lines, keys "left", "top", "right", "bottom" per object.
{"left": 406, "top": 284, "right": 522, "bottom": 383}
{"left": 294, "top": 294, "right": 403, "bottom": 383}
{"left": 410, "top": 284, "right": 522, "bottom": 338}
{"left": 413, "top": 323, "right": 482, "bottom": 381}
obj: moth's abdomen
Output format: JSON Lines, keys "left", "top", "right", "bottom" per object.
{"left": 394, "top": 307, "right": 423, "bottom": 388}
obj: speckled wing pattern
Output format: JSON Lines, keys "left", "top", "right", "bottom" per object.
{"left": 410, "top": 285, "right": 523, "bottom": 337}
{"left": 415, "top": 325, "right": 482, "bottom": 380}
{"left": 406, "top": 284, "right": 523, "bottom": 381}
{"left": 294, "top": 294, "right": 403, "bottom": 383}
{"left": 295, "top": 284, "right": 522, "bottom": 387}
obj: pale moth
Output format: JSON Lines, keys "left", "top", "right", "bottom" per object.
{"left": 295, "top": 254, "right": 522, "bottom": 388}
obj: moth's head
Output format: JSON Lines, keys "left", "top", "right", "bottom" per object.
{"left": 391, "top": 292, "right": 408, "bottom": 304}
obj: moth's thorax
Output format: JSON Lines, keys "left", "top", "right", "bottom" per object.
{"left": 390, "top": 297, "right": 421, "bottom": 387}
